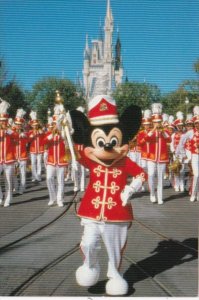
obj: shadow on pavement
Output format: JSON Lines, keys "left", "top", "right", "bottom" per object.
{"left": 124, "top": 238, "right": 198, "bottom": 295}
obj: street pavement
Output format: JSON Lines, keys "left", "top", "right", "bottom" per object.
{"left": 0, "top": 173, "right": 198, "bottom": 297}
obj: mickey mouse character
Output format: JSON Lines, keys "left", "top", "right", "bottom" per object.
{"left": 69, "top": 94, "right": 147, "bottom": 296}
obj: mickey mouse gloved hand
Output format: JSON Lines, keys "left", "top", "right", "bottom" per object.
{"left": 121, "top": 185, "right": 136, "bottom": 206}
{"left": 121, "top": 177, "right": 143, "bottom": 206}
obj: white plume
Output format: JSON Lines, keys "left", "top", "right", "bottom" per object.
{"left": 16, "top": 108, "right": 26, "bottom": 119}
{"left": 0, "top": 98, "right": 10, "bottom": 114}
{"left": 193, "top": 106, "right": 199, "bottom": 116}
{"left": 162, "top": 113, "right": 169, "bottom": 122}
{"left": 168, "top": 115, "right": 174, "bottom": 124}
{"left": 176, "top": 111, "right": 184, "bottom": 120}
{"left": 143, "top": 109, "right": 152, "bottom": 119}
{"left": 54, "top": 103, "right": 65, "bottom": 116}
{"left": 29, "top": 110, "right": 37, "bottom": 121}
{"left": 186, "top": 113, "right": 193, "bottom": 121}
{"left": 151, "top": 103, "right": 162, "bottom": 114}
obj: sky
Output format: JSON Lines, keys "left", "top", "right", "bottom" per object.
{"left": 0, "top": 0, "right": 199, "bottom": 94}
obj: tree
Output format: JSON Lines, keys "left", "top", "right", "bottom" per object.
{"left": 0, "top": 80, "right": 28, "bottom": 118}
{"left": 0, "top": 57, "right": 7, "bottom": 87}
{"left": 112, "top": 81, "right": 161, "bottom": 114}
{"left": 25, "top": 77, "right": 86, "bottom": 124}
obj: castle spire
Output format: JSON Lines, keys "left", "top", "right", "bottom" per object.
{"left": 84, "top": 34, "right": 90, "bottom": 59}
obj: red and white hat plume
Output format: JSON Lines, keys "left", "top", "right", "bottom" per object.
{"left": 29, "top": 110, "right": 39, "bottom": 126}
{"left": 168, "top": 115, "right": 175, "bottom": 129}
{"left": 142, "top": 109, "right": 152, "bottom": 125}
{"left": 151, "top": 103, "right": 163, "bottom": 122}
{"left": 174, "top": 111, "right": 184, "bottom": 127}
{"left": 15, "top": 108, "right": 26, "bottom": 125}
{"left": 162, "top": 113, "right": 169, "bottom": 127}
{"left": 185, "top": 113, "right": 193, "bottom": 125}
{"left": 0, "top": 98, "right": 10, "bottom": 120}
{"left": 193, "top": 105, "right": 199, "bottom": 123}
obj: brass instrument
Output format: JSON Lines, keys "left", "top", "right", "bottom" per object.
{"left": 168, "top": 156, "right": 182, "bottom": 175}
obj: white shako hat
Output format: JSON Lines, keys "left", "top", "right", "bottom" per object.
{"left": 29, "top": 110, "right": 39, "bottom": 126}
{"left": 185, "top": 113, "right": 193, "bottom": 125}
{"left": 142, "top": 109, "right": 152, "bottom": 125}
{"left": 162, "top": 113, "right": 169, "bottom": 127}
{"left": 0, "top": 98, "right": 10, "bottom": 121}
{"left": 15, "top": 108, "right": 26, "bottom": 124}
{"left": 88, "top": 94, "right": 119, "bottom": 126}
{"left": 151, "top": 103, "right": 163, "bottom": 122}
{"left": 174, "top": 111, "right": 184, "bottom": 126}
{"left": 193, "top": 106, "right": 199, "bottom": 123}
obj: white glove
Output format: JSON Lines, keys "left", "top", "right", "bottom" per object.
{"left": 47, "top": 134, "right": 53, "bottom": 140}
{"left": 6, "top": 129, "right": 13, "bottom": 135}
{"left": 121, "top": 185, "right": 135, "bottom": 206}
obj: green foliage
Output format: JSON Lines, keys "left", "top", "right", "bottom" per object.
{"left": 112, "top": 81, "right": 161, "bottom": 115}
{"left": 25, "top": 77, "right": 86, "bottom": 124}
{"left": 0, "top": 80, "right": 28, "bottom": 118}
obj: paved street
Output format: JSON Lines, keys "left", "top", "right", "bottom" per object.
{"left": 0, "top": 172, "right": 198, "bottom": 297}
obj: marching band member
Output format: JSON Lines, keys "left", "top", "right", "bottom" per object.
{"left": 0, "top": 99, "right": 17, "bottom": 207}
{"left": 13, "top": 109, "right": 29, "bottom": 195}
{"left": 28, "top": 111, "right": 45, "bottom": 182}
{"left": 43, "top": 93, "right": 72, "bottom": 207}
{"left": 176, "top": 106, "right": 199, "bottom": 202}
{"left": 145, "top": 103, "right": 171, "bottom": 204}
{"left": 184, "top": 114, "right": 194, "bottom": 192}
{"left": 137, "top": 109, "right": 152, "bottom": 191}
{"left": 170, "top": 111, "right": 186, "bottom": 192}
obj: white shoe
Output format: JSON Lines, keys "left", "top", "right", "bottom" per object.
{"left": 0, "top": 199, "right": 3, "bottom": 205}
{"left": 141, "top": 186, "right": 145, "bottom": 192}
{"left": 158, "top": 199, "right": 164, "bottom": 205}
{"left": 150, "top": 195, "right": 157, "bottom": 203}
{"left": 48, "top": 200, "right": 55, "bottom": 206}
{"left": 74, "top": 186, "right": 79, "bottom": 192}
{"left": 180, "top": 186, "right": 184, "bottom": 192}
{"left": 174, "top": 187, "right": 179, "bottom": 192}
{"left": 4, "top": 201, "right": 10, "bottom": 207}
{"left": 57, "top": 201, "right": 64, "bottom": 207}
{"left": 190, "top": 196, "right": 196, "bottom": 202}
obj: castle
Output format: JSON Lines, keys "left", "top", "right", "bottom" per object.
{"left": 82, "top": 0, "right": 123, "bottom": 102}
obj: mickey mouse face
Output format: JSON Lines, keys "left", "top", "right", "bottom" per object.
{"left": 84, "top": 127, "right": 129, "bottom": 167}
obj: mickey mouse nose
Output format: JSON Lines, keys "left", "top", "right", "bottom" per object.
{"left": 104, "top": 143, "right": 113, "bottom": 151}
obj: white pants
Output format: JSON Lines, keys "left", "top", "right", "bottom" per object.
{"left": 0, "top": 163, "right": 14, "bottom": 205}
{"left": 73, "top": 162, "right": 86, "bottom": 191}
{"left": 128, "top": 151, "right": 141, "bottom": 166}
{"left": 173, "top": 163, "right": 185, "bottom": 191}
{"left": 13, "top": 160, "right": 27, "bottom": 193}
{"left": 148, "top": 161, "right": 166, "bottom": 203}
{"left": 46, "top": 164, "right": 65, "bottom": 203}
{"left": 191, "top": 154, "right": 199, "bottom": 199}
{"left": 80, "top": 218, "right": 129, "bottom": 279}
{"left": 30, "top": 153, "right": 43, "bottom": 180}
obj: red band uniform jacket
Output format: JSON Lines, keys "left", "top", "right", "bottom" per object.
{"left": 14, "top": 131, "right": 29, "bottom": 161}
{"left": 43, "top": 132, "right": 69, "bottom": 166}
{"left": 76, "top": 147, "right": 147, "bottom": 222}
{"left": 0, "top": 129, "right": 17, "bottom": 164}
{"left": 144, "top": 129, "right": 171, "bottom": 163}
{"left": 28, "top": 130, "right": 45, "bottom": 154}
